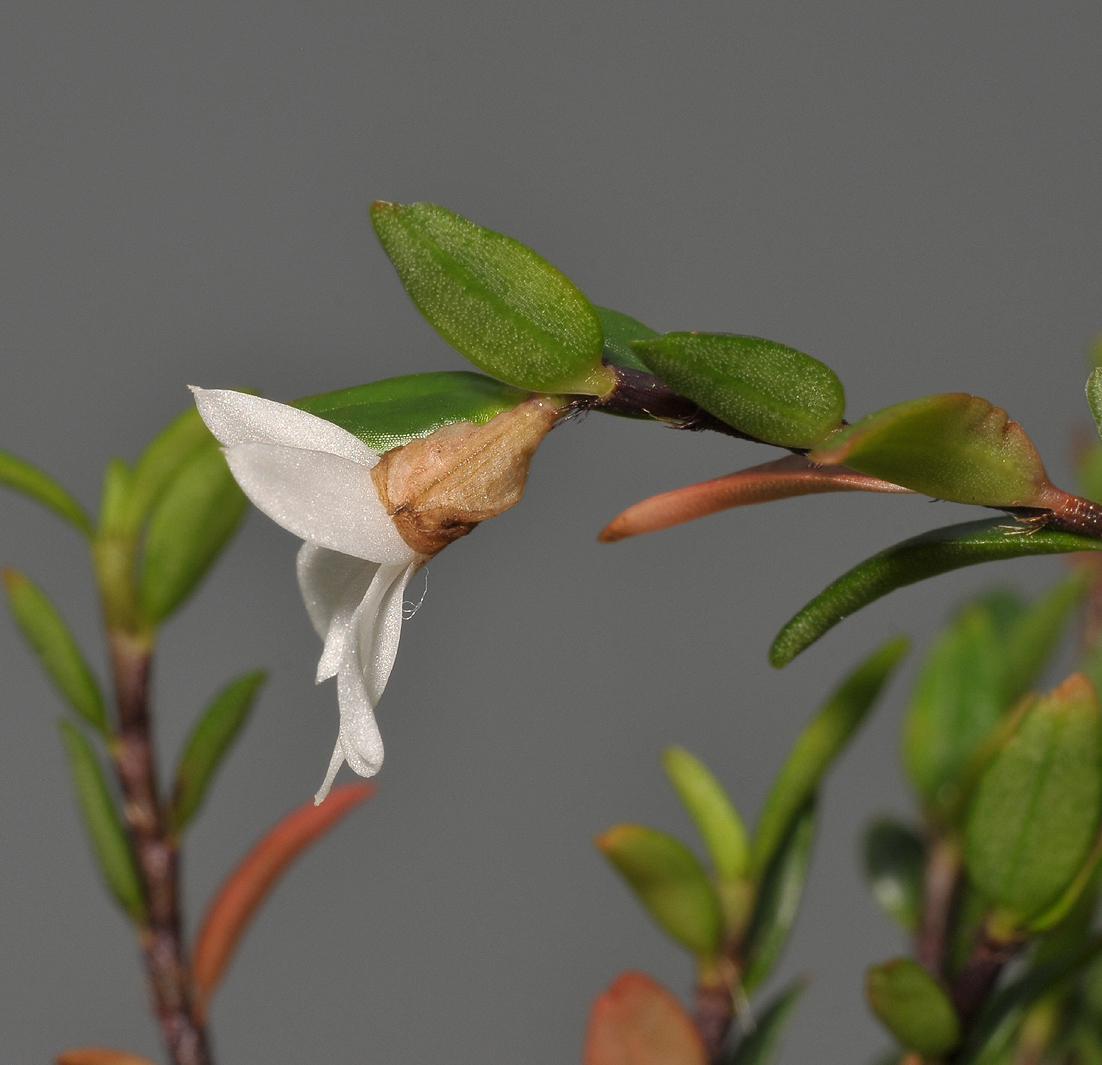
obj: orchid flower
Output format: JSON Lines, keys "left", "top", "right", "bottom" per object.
{"left": 192, "top": 386, "right": 559, "bottom": 802}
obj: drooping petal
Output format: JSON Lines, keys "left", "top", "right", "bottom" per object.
{"left": 296, "top": 543, "right": 381, "bottom": 682}
{"left": 192, "top": 387, "right": 380, "bottom": 467}
{"left": 355, "top": 559, "right": 420, "bottom": 707}
{"left": 223, "top": 443, "right": 418, "bottom": 564}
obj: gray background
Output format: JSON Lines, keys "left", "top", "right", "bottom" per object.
{"left": 2, "top": 4, "right": 1100, "bottom": 1062}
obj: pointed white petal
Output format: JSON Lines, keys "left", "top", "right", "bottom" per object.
{"left": 191, "top": 387, "right": 379, "bottom": 467}
{"left": 296, "top": 544, "right": 381, "bottom": 681}
{"left": 314, "top": 740, "right": 347, "bottom": 805}
{"left": 337, "top": 664, "right": 385, "bottom": 778}
{"left": 355, "top": 560, "right": 421, "bottom": 706}
{"left": 223, "top": 443, "right": 417, "bottom": 564}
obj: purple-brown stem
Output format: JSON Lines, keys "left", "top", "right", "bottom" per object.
{"left": 950, "top": 925, "right": 1022, "bottom": 1026}
{"left": 694, "top": 972, "right": 734, "bottom": 1065}
{"left": 109, "top": 631, "right": 211, "bottom": 1065}
{"left": 917, "top": 835, "right": 962, "bottom": 979}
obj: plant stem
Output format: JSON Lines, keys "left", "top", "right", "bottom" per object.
{"left": 917, "top": 834, "right": 961, "bottom": 979}
{"left": 109, "top": 630, "right": 211, "bottom": 1065}
{"left": 694, "top": 968, "right": 734, "bottom": 1065}
{"left": 950, "top": 924, "right": 1021, "bottom": 1026}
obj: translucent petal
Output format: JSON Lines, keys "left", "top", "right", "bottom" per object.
{"left": 192, "top": 387, "right": 379, "bottom": 467}
{"left": 296, "top": 544, "right": 381, "bottom": 681}
{"left": 355, "top": 560, "right": 421, "bottom": 706}
{"left": 337, "top": 665, "right": 385, "bottom": 779}
{"left": 224, "top": 443, "right": 417, "bottom": 564}
{"left": 314, "top": 740, "right": 347, "bottom": 805}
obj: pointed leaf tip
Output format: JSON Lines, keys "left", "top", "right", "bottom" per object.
{"left": 583, "top": 971, "right": 706, "bottom": 1065}
{"left": 192, "top": 782, "right": 374, "bottom": 1012}
{"left": 0, "top": 449, "right": 93, "bottom": 537}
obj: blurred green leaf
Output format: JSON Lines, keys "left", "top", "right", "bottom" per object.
{"left": 965, "top": 674, "right": 1102, "bottom": 923}
{"left": 596, "top": 823, "right": 722, "bottom": 957}
{"left": 866, "top": 958, "right": 960, "bottom": 1057}
{"left": 595, "top": 306, "right": 657, "bottom": 373}
{"left": 742, "top": 797, "right": 816, "bottom": 993}
{"left": 0, "top": 449, "right": 93, "bottom": 538}
{"left": 811, "top": 393, "right": 1050, "bottom": 507}
{"left": 58, "top": 719, "right": 145, "bottom": 922}
{"left": 725, "top": 978, "right": 805, "bottom": 1065}
{"left": 122, "top": 407, "right": 216, "bottom": 533}
{"left": 974, "top": 588, "right": 1027, "bottom": 637}
{"left": 902, "top": 604, "right": 1004, "bottom": 817}
{"left": 1089, "top": 369, "right": 1102, "bottom": 440}
{"left": 1002, "top": 570, "right": 1091, "bottom": 705}
{"left": 97, "top": 458, "right": 133, "bottom": 536}
{"left": 753, "top": 637, "right": 907, "bottom": 877}
{"left": 294, "top": 371, "right": 530, "bottom": 453}
{"left": 1027, "top": 832, "right": 1102, "bottom": 934}
{"left": 958, "top": 935, "right": 1102, "bottom": 1065}
{"left": 1070, "top": 1025, "right": 1102, "bottom": 1065}
{"left": 631, "top": 333, "right": 845, "bottom": 448}
{"left": 2, "top": 569, "right": 108, "bottom": 735}
{"left": 863, "top": 819, "right": 924, "bottom": 933}
{"left": 370, "top": 201, "right": 613, "bottom": 396}
{"left": 139, "top": 444, "right": 247, "bottom": 624}
{"left": 170, "top": 670, "right": 266, "bottom": 833}
{"left": 770, "top": 519, "right": 1102, "bottom": 668}
{"left": 662, "top": 746, "right": 749, "bottom": 883}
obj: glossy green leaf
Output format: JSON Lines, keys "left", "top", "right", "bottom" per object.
{"left": 139, "top": 444, "right": 247, "bottom": 624}
{"left": 726, "top": 978, "right": 805, "bottom": 1065}
{"left": 631, "top": 333, "right": 845, "bottom": 448}
{"left": 2, "top": 569, "right": 108, "bottom": 735}
{"left": 811, "top": 393, "right": 1050, "bottom": 507}
{"left": 902, "top": 603, "right": 1004, "bottom": 816}
{"left": 958, "top": 935, "right": 1102, "bottom": 1065}
{"left": 170, "top": 670, "right": 266, "bottom": 833}
{"left": 662, "top": 747, "right": 749, "bottom": 883}
{"left": 770, "top": 519, "right": 1102, "bottom": 668}
{"left": 596, "top": 306, "right": 657, "bottom": 373}
{"left": 122, "top": 407, "right": 216, "bottom": 533}
{"left": 0, "top": 449, "right": 93, "bottom": 538}
{"left": 965, "top": 674, "right": 1102, "bottom": 922}
{"left": 1002, "top": 569, "right": 1091, "bottom": 705}
{"left": 596, "top": 823, "right": 722, "bottom": 957}
{"left": 752, "top": 637, "right": 907, "bottom": 877}
{"left": 294, "top": 371, "right": 531, "bottom": 453}
{"left": 370, "top": 201, "right": 613, "bottom": 395}
{"left": 742, "top": 797, "right": 816, "bottom": 993}
{"left": 866, "top": 958, "right": 960, "bottom": 1057}
{"left": 1089, "top": 369, "right": 1102, "bottom": 440}
{"left": 863, "top": 819, "right": 924, "bottom": 933}
{"left": 58, "top": 719, "right": 145, "bottom": 922}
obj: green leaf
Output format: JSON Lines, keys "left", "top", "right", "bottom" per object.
{"left": 661, "top": 746, "right": 750, "bottom": 882}
{"left": 863, "top": 819, "right": 924, "bottom": 932}
{"left": 770, "top": 519, "right": 1102, "bottom": 668}
{"left": 965, "top": 674, "right": 1102, "bottom": 923}
{"left": 811, "top": 393, "right": 1051, "bottom": 507}
{"left": 170, "top": 670, "right": 266, "bottom": 833}
{"left": 2, "top": 568, "right": 108, "bottom": 735}
{"left": 596, "top": 823, "right": 723, "bottom": 957}
{"left": 0, "top": 449, "right": 93, "bottom": 537}
{"left": 742, "top": 797, "right": 816, "bottom": 993}
{"left": 58, "top": 719, "right": 145, "bottom": 922}
{"left": 1089, "top": 368, "right": 1102, "bottom": 440}
{"left": 726, "top": 978, "right": 806, "bottom": 1065}
{"left": 866, "top": 958, "right": 961, "bottom": 1057}
{"left": 630, "top": 333, "right": 845, "bottom": 448}
{"left": 1002, "top": 569, "right": 1091, "bottom": 705}
{"left": 1027, "top": 832, "right": 1102, "bottom": 934}
{"left": 122, "top": 406, "right": 217, "bottom": 533}
{"left": 294, "top": 371, "right": 531, "bottom": 453}
{"left": 958, "top": 935, "right": 1102, "bottom": 1065}
{"left": 752, "top": 637, "right": 907, "bottom": 877}
{"left": 97, "top": 458, "right": 133, "bottom": 535}
{"left": 974, "top": 588, "right": 1027, "bottom": 637}
{"left": 902, "top": 603, "right": 1005, "bottom": 817}
{"left": 139, "top": 444, "right": 248, "bottom": 624}
{"left": 595, "top": 306, "right": 657, "bottom": 373}
{"left": 370, "top": 201, "right": 613, "bottom": 396}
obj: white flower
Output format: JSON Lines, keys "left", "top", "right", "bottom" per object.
{"left": 192, "top": 386, "right": 559, "bottom": 802}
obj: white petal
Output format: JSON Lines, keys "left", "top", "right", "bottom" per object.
{"left": 355, "top": 560, "right": 420, "bottom": 706}
{"left": 314, "top": 740, "right": 347, "bottom": 805}
{"left": 223, "top": 443, "right": 417, "bottom": 564}
{"left": 296, "top": 544, "right": 381, "bottom": 682}
{"left": 191, "top": 387, "right": 380, "bottom": 467}
{"left": 337, "top": 665, "right": 385, "bottom": 777}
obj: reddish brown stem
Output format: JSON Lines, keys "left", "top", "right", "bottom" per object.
{"left": 109, "top": 632, "right": 211, "bottom": 1065}
{"left": 694, "top": 975, "right": 733, "bottom": 1065}
{"left": 917, "top": 835, "right": 962, "bottom": 979}
{"left": 951, "top": 925, "right": 1022, "bottom": 1025}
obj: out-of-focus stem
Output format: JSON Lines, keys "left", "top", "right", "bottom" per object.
{"left": 951, "top": 924, "right": 1021, "bottom": 1027}
{"left": 108, "top": 630, "right": 211, "bottom": 1065}
{"left": 694, "top": 964, "right": 735, "bottom": 1065}
{"left": 917, "top": 835, "right": 961, "bottom": 979}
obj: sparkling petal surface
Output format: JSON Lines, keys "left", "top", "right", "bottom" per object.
{"left": 224, "top": 443, "right": 416, "bottom": 564}
{"left": 192, "top": 387, "right": 379, "bottom": 466}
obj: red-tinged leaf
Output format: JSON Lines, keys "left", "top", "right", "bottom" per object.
{"left": 584, "top": 971, "right": 707, "bottom": 1065}
{"left": 598, "top": 455, "right": 911, "bottom": 543}
{"left": 191, "top": 782, "right": 374, "bottom": 1012}
{"left": 56, "top": 1050, "right": 158, "bottom": 1065}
